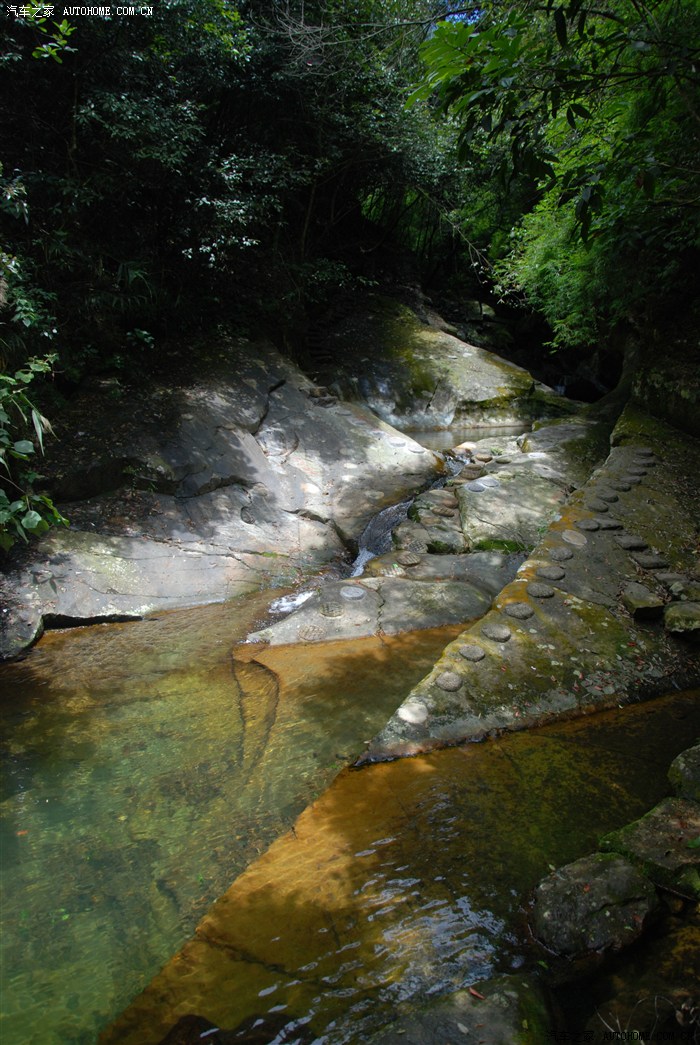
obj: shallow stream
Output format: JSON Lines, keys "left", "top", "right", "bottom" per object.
{"left": 2, "top": 590, "right": 698, "bottom": 1044}
{"left": 0, "top": 595, "right": 462, "bottom": 1045}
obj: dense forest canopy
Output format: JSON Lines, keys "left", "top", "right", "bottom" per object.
{"left": 1, "top": 0, "right": 699, "bottom": 547}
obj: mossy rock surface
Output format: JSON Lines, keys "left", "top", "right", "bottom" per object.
{"left": 600, "top": 797, "right": 700, "bottom": 899}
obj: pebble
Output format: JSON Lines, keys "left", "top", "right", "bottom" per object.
{"left": 633, "top": 457, "right": 656, "bottom": 467}
{"left": 479, "top": 476, "right": 501, "bottom": 489}
{"left": 527, "top": 583, "right": 555, "bottom": 599}
{"left": 388, "top": 437, "right": 406, "bottom": 447}
{"left": 459, "top": 644, "right": 486, "bottom": 662}
{"left": 549, "top": 547, "right": 574, "bottom": 561}
{"left": 504, "top": 602, "right": 535, "bottom": 619}
{"left": 630, "top": 552, "right": 670, "bottom": 569}
{"left": 319, "top": 600, "right": 343, "bottom": 617}
{"left": 595, "top": 490, "right": 619, "bottom": 503}
{"left": 626, "top": 466, "right": 647, "bottom": 476}
{"left": 464, "top": 481, "right": 486, "bottom": 492}
{"left": 436, "top": 671, "right": 463, "bottom": 692}
{"left": 575, "top": 519, "right": 600, "bottom": 531}
{"left": 431, "top": 505, "right": 457, "bottom": 518}
{"left": 585, "top": 499, "right": 609, "bottom": 512}
{"left": 460, "top": 465, "right": 485, "bottom": 479}
{"left": 240, "top": 507, "right": 255, "bottom": 524}
{"left": 562, "top": 529, "right": 588, "bottom": 547}
{"left": 481, "top": 621, "right": 512, "bottom": 642}
{"left": 597, "top": 518, "right": 623, "bottom": 531}
{"left": 614, "top": 535, "right": 648, "bottom": 551}
{"left": 398, "top": 701, "right": 428, "bottom": 725}
{"left": 537, "top": 565, "right": 566, "bottom": 581}
{"left": 298, "top": 624, "right": 326, "bottom": 642}
{"left": 608, "top": 480, "right": 632, "bottom": 492}
{"left": 340, "top": 585, "right": 367, "bottom": 600}
{"left": 620, "top": 475, "right": 642, "bottom": 485}
{"left": 633, "top": 447, "right": 655, "bottom": 457}
{"left": 396, "top": 551, "right": 421, "bottom": 567}
{"left": 474, "top": 452, "right": 493, "bottom": 462}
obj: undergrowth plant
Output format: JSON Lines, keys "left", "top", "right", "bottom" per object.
{"left": 0, "top": 354, "right": 67, "bottom": 551}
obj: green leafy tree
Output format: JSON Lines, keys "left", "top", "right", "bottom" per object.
{"left": 413, "top": 0, "right": 700, "bottom": 349}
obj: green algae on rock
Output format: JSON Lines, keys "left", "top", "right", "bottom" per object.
{"left": 599, "top": 798, "right": 700, "bottom": 900}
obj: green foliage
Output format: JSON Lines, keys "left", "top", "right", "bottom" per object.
{"left": 0, "top": 355, "right": 67, "bottom": 551}
{"left": 414, "top": 0, "right": 700, "bottom": 350}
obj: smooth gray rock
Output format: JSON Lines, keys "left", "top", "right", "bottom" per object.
{"left": 1, "top": 343, "right": 441, "bottom": 659}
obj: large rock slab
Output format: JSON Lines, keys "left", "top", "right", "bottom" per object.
{"left": 1, "top": 342, "right": 440, "bottom": 659}
{"left": 317, "top": 296, "right": 573, "bottom": 430}
{"left": 359, "top": 406, "right": 700, "bottom": 762}
{"left": 248, "top": 575, "right": 494, "bottom": 646}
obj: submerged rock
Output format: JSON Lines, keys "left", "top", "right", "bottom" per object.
{"left": 365, "top": 974, "right": 555, "bottom": 1045}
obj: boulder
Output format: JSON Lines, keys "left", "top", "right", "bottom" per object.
{"left": 668, "top": 743, "right": 700, "bottom": 803}
{"left": 600, "top": 797, "right": 700, "bottom": 899}
{"left": 665, "top": 601, "right": 700, "bottom": 637}
{"left": 532, "top": 852, "right": 659, "bottom": 960}
{"left": 317, "top": 296, "right": 572, "bottom": 431}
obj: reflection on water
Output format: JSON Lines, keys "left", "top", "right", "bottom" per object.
{"left": 102, "top": 690, "right": 700, "bottom": 1045}
{"left": 410, "top": 424, "right": 531, "bottom": 451}
{"left": 0, "top": 598, "right": 462, "bottom": 1045}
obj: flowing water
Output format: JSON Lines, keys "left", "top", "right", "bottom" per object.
{"left": 0, "top": 595, "right": 464, "bottom": 1045}
{"left": 2, "top": 593, "right": 699, "bottom": 1045}
{"left": 102, "top": 689, "right": 700, "bottom": 1045}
